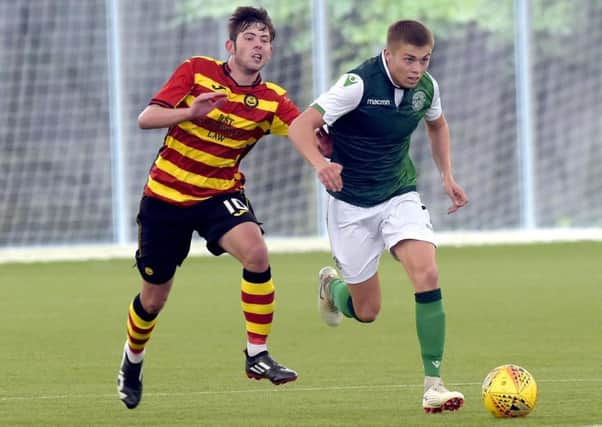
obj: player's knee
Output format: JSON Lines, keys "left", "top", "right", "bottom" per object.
{"left": 239, "top": 242, "right": 269, "bottom": 271}
{"left": 412, "top": 266, "right": 439, "bottom": 289}
{"left": 354, "top": 304, "right": 380, "bottom": 323}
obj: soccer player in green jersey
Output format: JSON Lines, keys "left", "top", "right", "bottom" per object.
{"left": 288, "top": 19, "right": 468, "bottom": 413}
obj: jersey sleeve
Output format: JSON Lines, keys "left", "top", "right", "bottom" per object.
{"left": 270, "top": 94, "right": 301, "bottom": 136}
{"left": 149, "top": 59, "right": 195, "bottom": 108}
{"left": 424, "top": 76, "right": 442, "bottom": 121}
{"left": 310, "top": 73, "right": 364, "bottom": 126}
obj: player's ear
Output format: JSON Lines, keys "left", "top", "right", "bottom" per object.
{"left": 383, "top": 47, "right": 392, "bottom": 62}
{"left": 225, "top": 39, "right": 235, "bottom": 55}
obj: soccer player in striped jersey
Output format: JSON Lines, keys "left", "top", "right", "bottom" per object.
{"left": 288, "top": 20, "right": 468, "bottom": 413}
{"left": 117, "top": 7, "right": 299, "bottom": 409}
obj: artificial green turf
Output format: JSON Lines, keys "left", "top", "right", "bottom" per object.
{"left": 1, "top": 242, "right": 601, "bottom": 426}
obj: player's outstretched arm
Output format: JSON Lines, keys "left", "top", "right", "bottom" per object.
{"left": 289, "top": 108, "right": 343, "bottom": 192}
{"left": 138, "top": 92, "right": 227, "bottom": 129}
{"left": 425, "top": 115, "right": 468, "bottom": 214}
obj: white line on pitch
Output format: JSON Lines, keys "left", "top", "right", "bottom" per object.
{"left": 1, "top": 378, "right": 600, "bottom": 402}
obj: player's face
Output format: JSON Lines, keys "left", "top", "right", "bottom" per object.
{"left": 384, "top": 43, "right": 432, "bottom": 88}
{"left": 228, "top": 23, "right": 273, "bottom": 75}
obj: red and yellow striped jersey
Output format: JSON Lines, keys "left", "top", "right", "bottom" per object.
{"left": 143, "top": 56, "right": 300, "bottom": 206}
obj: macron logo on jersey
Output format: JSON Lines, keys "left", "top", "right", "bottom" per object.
{"left": 367, "top": 98, "right": 391, "bottom": 106}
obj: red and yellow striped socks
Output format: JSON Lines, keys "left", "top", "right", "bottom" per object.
{"left": 241, "top": 268, "right": 275, "bottom": 356}
{"left": 125, "top": 294, "right": 158, "bottom": 363}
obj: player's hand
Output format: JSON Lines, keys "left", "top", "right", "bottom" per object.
{"left": 443, "top": 178, "right": 468, "bottom": 214}
{"left": 317, "top": 162, "right": 343, "bottom": 192}
{"left": 315, "top": 127, "right": 333, "bottom": 158}
{"left": 190, "top": 92, "right": 228, "bottom": 118}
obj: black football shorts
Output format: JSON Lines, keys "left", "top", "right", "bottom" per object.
{"left": 135, "top": 192, "right": 261, "bottom": 284}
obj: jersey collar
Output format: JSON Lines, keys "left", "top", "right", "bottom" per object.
{"left": 222, "top": 62, "right": 263, "bottom": 87}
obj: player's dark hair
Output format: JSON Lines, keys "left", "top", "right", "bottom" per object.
{"left": 229, "top": 6, "right": 275, "bottom": 42}
{"left": 387, "top": 20, "right": 434, "bottom": 49}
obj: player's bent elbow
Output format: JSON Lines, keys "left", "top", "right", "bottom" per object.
{"left": 137, "top": 106, "right": 162, "bottom": 129}
{"left": 137, "top": 114, "right": 152, "bottom": 129}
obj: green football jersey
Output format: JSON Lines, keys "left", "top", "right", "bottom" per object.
{"left": 312, "top": 53, "right": 441, "bottom": 207}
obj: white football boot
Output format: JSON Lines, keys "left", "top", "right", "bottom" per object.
{"left": 422, "top": 377, "right": 464, "bottom": 413}
{"left": 318, "top": 266, "right": 343, "bottom": 327}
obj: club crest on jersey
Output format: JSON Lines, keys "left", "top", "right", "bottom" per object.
{"left": 412, "top": 91, "right": 427, "bottom": 111}
{"left": 244, "top": 94, "right": 258, "bottom": 108}
{"left": 343, "top": 74, "right": 359, "bottom": 87}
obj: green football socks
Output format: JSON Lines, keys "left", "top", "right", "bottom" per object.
{"left": 329, "top": 278, "right": 357, "bottom": 319}
{"left": 415, "top": 289, "right": 445, "bottom": 377}
{"left": 329, "top": 279, "right": 447, "bottom": 377}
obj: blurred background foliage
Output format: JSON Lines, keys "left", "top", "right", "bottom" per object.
{"left": 175, "top": 0, "right": 594, "bottom": 74}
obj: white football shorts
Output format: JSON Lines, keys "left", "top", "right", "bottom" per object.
{"left": 326, "top": 191, "right": 436, "bottom": 284}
